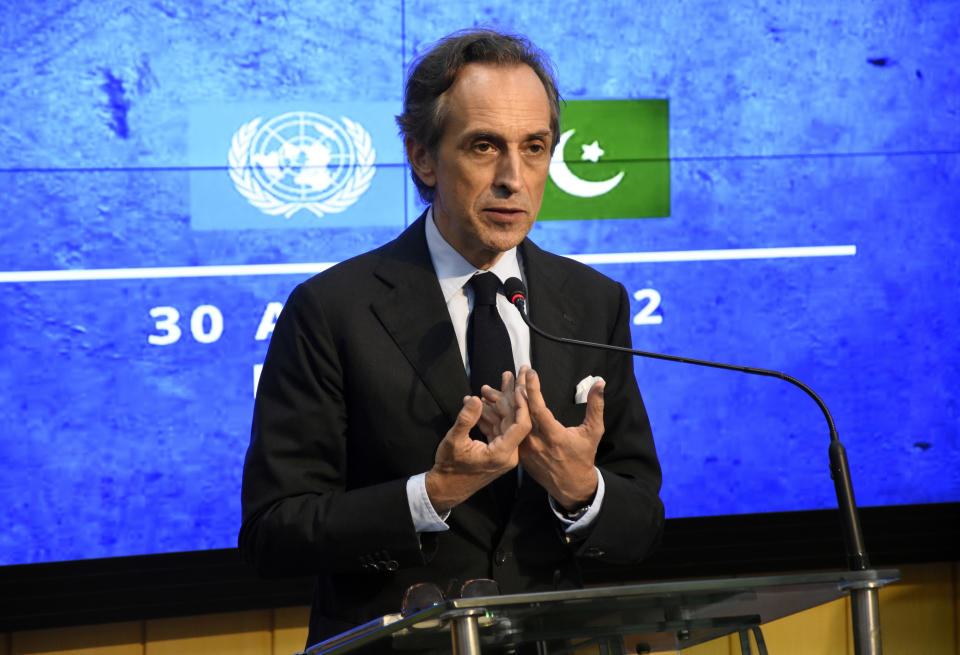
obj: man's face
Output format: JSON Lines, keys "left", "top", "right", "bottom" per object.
{"left": 408, "top": 63, "right": 553, "bottom": 270}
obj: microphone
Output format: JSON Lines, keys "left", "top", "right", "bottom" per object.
{"left": 503, "top": 277, "right": 869, "bottom": 572}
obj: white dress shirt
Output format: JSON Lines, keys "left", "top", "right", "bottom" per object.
{"left": 406, "top": 208, "right": 604, "bottom": 534}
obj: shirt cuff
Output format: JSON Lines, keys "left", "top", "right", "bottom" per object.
{"left": 407, "top": 472, "right": 451, "bottom": 533}
{"left": 549, "top": 467, "right": 605, "bottom": 534}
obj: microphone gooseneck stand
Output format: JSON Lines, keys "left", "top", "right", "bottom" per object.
{"left": 503, "top": 278, "right": 884, "bottom": 655}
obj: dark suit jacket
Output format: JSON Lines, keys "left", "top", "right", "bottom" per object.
{"left": 239, "top": 215, "right": 664, "bottom": 646}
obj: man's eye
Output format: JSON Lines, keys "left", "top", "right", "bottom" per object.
{"left": 474, "top": 142, "right": 494, "bottom": 153}
{"left": 528, "top": 144, "right": 545, "bottom": 154}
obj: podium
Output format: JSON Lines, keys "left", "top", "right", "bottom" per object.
{"left": 299, "top": 568, "right": 897, "bottom": 654}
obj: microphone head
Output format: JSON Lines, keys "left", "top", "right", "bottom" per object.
{"left": 503, "top": 277, "right": 527, "bottom": 306}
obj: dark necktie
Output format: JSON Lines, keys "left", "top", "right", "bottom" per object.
{"left": 466, "top": 272, "right": 518, "bottom": 518}
{"left": 467, "top": 272, "right": 515, "bottom": 396}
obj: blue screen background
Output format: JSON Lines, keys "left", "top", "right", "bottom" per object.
{"left": 1, "top": 0, "right": 957, "bottom": 565}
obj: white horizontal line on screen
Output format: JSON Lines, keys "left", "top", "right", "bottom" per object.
{"left": 0, "top": 245, "right": 856, "bottom": 283}
{"left": 0, "top": 263, "right": 337, "bottom": 283}
{"left": 569, "top": 244, "right": 857, "bottom": 264}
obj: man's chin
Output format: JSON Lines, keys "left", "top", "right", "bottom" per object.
{"left": 482, "top": 230, "right": 531, "bottom": 256}
{"left": 487, "top": 217, "right": 535, "bottom": 243}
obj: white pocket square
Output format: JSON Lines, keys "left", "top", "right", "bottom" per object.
{"left": 574, "top": 375, "right": 605, "bottom": 404}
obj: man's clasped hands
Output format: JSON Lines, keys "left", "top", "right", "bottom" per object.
{"left": 424, "top": 365, "right": 605, "bottom": 514}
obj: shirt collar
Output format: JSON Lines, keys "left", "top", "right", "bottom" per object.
{"left": 424, "top": 206, "right": 523, "bottom": 302}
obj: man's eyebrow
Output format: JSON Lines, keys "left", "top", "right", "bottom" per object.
{"left": 461, "top": 129, "right": 552, "bottom": 144}
{"left": 462, "top": 130, "right": 506, "bottom": 145}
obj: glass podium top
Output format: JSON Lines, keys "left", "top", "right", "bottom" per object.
{"left": 302, "top": 568, "right": 898, "bottom": 654}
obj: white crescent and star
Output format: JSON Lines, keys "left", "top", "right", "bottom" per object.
{"left": 548, "top": 129, "right": 624, "bottom": 198}
{"left": 580, "top": 140, "right": 604, "bottom": 162}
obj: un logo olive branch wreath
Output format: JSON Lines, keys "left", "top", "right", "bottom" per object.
{"left": 228, "top": 115, "right": 376, "bottom": 219}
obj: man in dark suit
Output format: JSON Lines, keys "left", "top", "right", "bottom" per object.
{"left": 239, "top": 29, "right": 664, "bottom": 650}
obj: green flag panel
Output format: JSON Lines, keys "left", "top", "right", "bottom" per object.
{"left": 540, "top": 99, "right": 669, "bottom": 220}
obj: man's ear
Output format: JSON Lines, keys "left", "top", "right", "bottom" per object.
{"left": 405, "top": 137, "right": 437, "bottom": 187}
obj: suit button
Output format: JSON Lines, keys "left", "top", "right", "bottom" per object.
{"left": 494, "top": 549, "right": 512, "bottom": 566}
{"left": 385, "top": 560, "right": 399, "bottom": 571}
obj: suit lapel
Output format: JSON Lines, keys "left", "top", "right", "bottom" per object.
{"left": 371, "top": 216, "right": 503, "bottom": 540}
{"left": 521, "top": 239, "right": 583, "bottom": 417}
{"left": 370, "top": 216, "right": 470, "bottom": 430}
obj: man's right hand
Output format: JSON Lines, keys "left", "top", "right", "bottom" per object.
{"left": 425, "top": 378, "right": 530, "bottom": 513}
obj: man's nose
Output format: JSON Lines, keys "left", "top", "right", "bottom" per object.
{"left": 493, "top": 150, "right": 523, "bottom": 195}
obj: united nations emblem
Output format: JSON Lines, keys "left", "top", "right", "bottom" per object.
{"left": 228, "top": 111, "right": 375, "bottom": 219}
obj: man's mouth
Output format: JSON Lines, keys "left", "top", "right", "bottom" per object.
{"left": 483, "top": 207, "right": 525, "bottom": 221}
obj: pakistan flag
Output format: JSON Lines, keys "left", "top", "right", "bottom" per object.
{"left": 539, "top": 99, "right": 669, "bottom": 220}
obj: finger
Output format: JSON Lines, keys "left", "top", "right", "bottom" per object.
{"left": 480, "top": 384, "right": 503, "bottom": 405}
{"left": 523, "top": 368, "right": 550, "bottom": 421}
{"left": 449, "top": 396, "right": 483, "bottom": 442}
{"left": 513, "top": 383, "right": 531, "bottom": 428}
{"left": 484, "top": 373, "right": 528, "bottom": 438}
{"left": 514, "top": 365, "right": 530, "bottom": 399}
{"left": 494, "top": 384, "right": 516, "bottom": 417}
{"left": 583, "top": 379, "right": 606, "bottom": 437}
{"left": 495, "top": 384, "right": 531, "bottom": 449}
{"left": 479, "top": 402, "right": 501, "bottom": 432}
{"left": 494, "top": 372, "right": 516, "bottom": 416}
{"left": 513, "top": 376, "right": 528, "bottom": 411}
{"left": 500, "top": 370, "right": 516, "bottom": 395}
